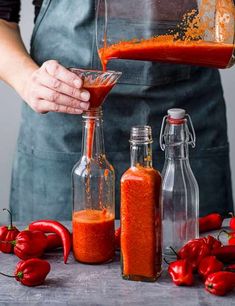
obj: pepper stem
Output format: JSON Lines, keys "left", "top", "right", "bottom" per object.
{"left": 0, "top": 240, "right": 15, "bottom": 245}
{"left": 17, "top": 271, "right": 23, "bottom": 279}
{"left": 163, "top": 257, "right": 170, "bottom": 265}
{"left": 3, "top": 208, "right": 13, "bottom": 229}
{"left": 217, "top": 229, "right": 230, "bottom": 241}
{"left": 0, "top": 272, "right": 15, "bottom": 278}
{"left": 169, "top": 246, "right": 179, "bottom": 258}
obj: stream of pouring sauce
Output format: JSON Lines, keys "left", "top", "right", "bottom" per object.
{"left": 84, "top": 83, "right": 115, "bottom": 159}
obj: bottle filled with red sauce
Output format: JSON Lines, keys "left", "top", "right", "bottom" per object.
{"left": 72, "top": 108, "right": 115, "bottom": 264}
{"left": 121, "top": 126, "right": 162, "bottom": 281}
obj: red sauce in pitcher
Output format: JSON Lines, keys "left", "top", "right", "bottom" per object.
{"left": 99, "top": 35, "right": 234, "bottom": 70}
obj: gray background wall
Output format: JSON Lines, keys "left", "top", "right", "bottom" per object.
{"left": 0, "top": 2, "right": 234, "bottom": 223}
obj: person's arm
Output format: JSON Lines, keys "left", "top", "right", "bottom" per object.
{"left": 0, "top": 19, "right": 90, "bottom": 114}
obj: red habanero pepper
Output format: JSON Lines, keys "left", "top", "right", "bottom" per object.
{"left": 115, "top": 227, "right": 121, "bottom": 250}
{"left": 229, "top": 212, "right": 235, "bottom": 231}
{"left": 199, "top": 213, "right": 223, "bottom": 233}
{"left": 203, "top": 235, "right": 222, "bottom": 250}
{"left": 12, "top": 230, "right": 48, "bottom": 260}
{"left": 178, "top": 238, "right": 210, "bottom": 270}
{"left": 15, "top": 258, "right": 50, "bottom": 286}
{"left": 45, "top": 234, "right": 62, "bottom": 251}
{"left": 228, "top": 237, "right": 235, "bottom": 245}
{"left": 198, "top": 256, "right": 224, "bottom": 280}
{"left": 28, "top": 220, "right": 72, "bottom": 263}
{"left": 205, "top": 271, "right": 235, "bottom": 296}
{"left": 0, "top": 208, "right": 19, "bottom": 253}
{"left": 168, "top": 259, "right": 194, "bottom": 286}
{"left": 0, "top": 258, "right": 51, "bottom": 287}
{"left": 211, "top": 245, "right": 235, "bottom": 263}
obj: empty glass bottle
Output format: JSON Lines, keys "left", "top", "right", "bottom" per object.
{"left": 160, "top": 109, "right": 199, "bottom": 257}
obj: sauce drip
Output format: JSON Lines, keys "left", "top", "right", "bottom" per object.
{"left": 83, "top": 84, "right": 114, "bottom": 159}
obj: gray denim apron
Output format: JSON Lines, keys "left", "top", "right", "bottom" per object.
{"left": 10, "top": 0, "right": 233, "bottom": 221}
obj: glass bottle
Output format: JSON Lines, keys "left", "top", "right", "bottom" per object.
{"left": 121, "top": 126, "right": 162, "bottom": 282}
{"left": 160, "top": 108, "right": 199, "bottom": 257}
{"left": 72, "top": 108, "right": 115, "bottom": 264}
{"left": 96, "top": 0, "right": 235, "bottom": 69}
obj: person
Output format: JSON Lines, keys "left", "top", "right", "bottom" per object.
{"left": 0, "top": 0, "right": 233, "bottom": 221}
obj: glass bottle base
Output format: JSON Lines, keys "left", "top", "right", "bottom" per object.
{"left": 74, "top": 256, "right": 114, "bottom": 265}
{"left": 122, "top": 271, "right": 161, "bottom": 282}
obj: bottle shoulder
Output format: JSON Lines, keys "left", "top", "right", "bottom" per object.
{"left": 72, "top": 156, "right": 114, "bottom": 177}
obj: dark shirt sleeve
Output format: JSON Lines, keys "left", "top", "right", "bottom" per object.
{"left": 0, "top": 0, "right": 21, "bottom": 23}
{"left": 33, "top": 0, "right": 43, "bottom": 23}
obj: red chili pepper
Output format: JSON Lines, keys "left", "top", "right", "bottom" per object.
{"left": 205, "top": 271, "right": 235, "bottom": 296}
{"left": 115, "top": 227, "right": 121, "bottom": 250}
{"left": 46, "top": 234, "right": 62, "bottom": 251}
{"left": 229, "top": 212, "right": 235, "bottom": 231}
{"left": 168, "top": 259, "right": 194, "bottom": 286}
{"left": 211, "top": 245, "right": 235, "bottom": 263}
{"left": 199, "top": 213, "right": 223, "bottom": 233}
{"left": 198, "top": 256, "right": 224, "bottom": 280}
{"left": 0, "top": 258, "right": 51, "bottom": 287}
{"left": 0, "top": 208, "right": 20, "bottom": 253}
{"left": 8, "top": 230, "right": 48, "bottom": 260}
{"left": 178, "top": 238, "right": 211, "bottom": 270}
{"left": 28, "top": 220, "right": 72, "bottom": 263}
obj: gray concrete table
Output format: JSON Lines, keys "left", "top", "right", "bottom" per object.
{"left": 0, "top": 220, "right": 234, "bottom": 306}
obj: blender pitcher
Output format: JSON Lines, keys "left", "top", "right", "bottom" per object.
{"left": 96, "top": 0, "right": 235, "bottom": 69}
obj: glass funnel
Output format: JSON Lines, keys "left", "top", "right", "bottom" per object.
{"left": 96, "top": 0, "right": 235, "bottom": 69}
{"left": 69, "top": 68, "right": 122, "bottom": 109}
{"left": 69, "top": 68, "right": 121, "bottom": 158}
{"left": 71, "top": 69, "right": 121, "bottom": 264}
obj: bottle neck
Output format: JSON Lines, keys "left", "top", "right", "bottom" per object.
{"left": 165, "top": 144, "right": 189, "bottom": 159}
{"left": 81, "top": 109, "right": 105, "bottom": 158}
{"left": 164, "top": 122, "right": 189, "bottom": 160}
{"left": 131, "top": 142, "right": 153, "bottom": 168}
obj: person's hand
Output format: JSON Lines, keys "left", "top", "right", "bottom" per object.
{"left": 22, "top": 60, "right": 90, "bottom": 114}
